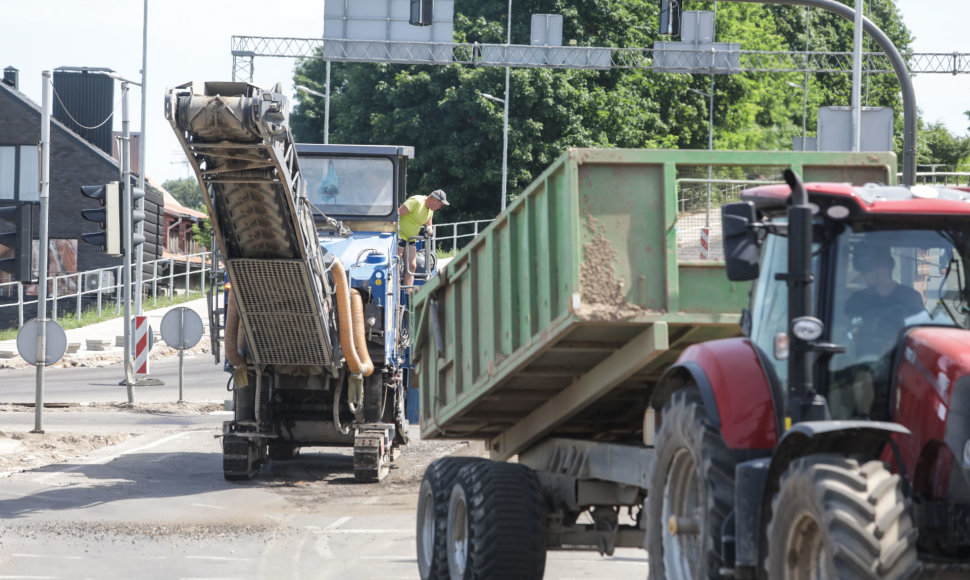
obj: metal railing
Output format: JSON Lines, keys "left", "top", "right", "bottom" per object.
{"left": 0, "top": 252, "right": 213, "bottom": 330}
{"left": 434, "top": 219, "right": 495, "bottom": 254}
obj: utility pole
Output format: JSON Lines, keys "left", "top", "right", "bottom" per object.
{"left": 34, "top": 71, "right": 52, "bottom": 433}
{"left": 121, "top": 83, "right": 135, "bottom": 403}
{"left": 500, "top": 0, "right": 512, "bottom": 213}
{"left": 850, "top": 0, "right": 863, "bottom": 151}
{"left": 136, "top": 0, "right": 148, "bottom": 317}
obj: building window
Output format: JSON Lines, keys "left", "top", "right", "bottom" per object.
{"left": 0, "top": 145, "right": 39, "bottom": 202}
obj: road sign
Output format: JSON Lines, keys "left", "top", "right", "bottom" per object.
{"left": 16, "top": 319, "right": 67, "bottom": 365}
{"left": 161, "top": 307, "right": 204, "bottom": 403}
{"left": 161, "top": 307, "right": 204, "bottom": 349}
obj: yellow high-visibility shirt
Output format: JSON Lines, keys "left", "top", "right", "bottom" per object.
{"left": 398, "top": 195, "right": 433, "bottom": 241}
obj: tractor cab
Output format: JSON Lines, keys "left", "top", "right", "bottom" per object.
{"left": 726, "top": 180, "right": 970, "bottom": 423}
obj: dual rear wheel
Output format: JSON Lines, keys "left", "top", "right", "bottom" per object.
{"left": 416, "top": 457, "right": 545, "bottom": 580}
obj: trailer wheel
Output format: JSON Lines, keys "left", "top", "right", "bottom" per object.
{"left": 445, "top": 461, "right": 546, "bottom": 580}
{"left": 416, "top": 457, "right": 487, "bottom": 580}
{"left": 647, "top": 388, "right": 735, "bottom": 579}
{"left": 764, "top": 455, "right": 919, "bottom": 580}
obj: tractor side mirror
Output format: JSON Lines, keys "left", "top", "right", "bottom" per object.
{"left": 722, "top": 201, "right": 761, "bottom": 281}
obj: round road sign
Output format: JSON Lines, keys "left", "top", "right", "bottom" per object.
{"left": 16, "top": 319, "right": 68, "bottom": 365}
{"left": 160, "top": 307, "right": 204, "bottom": 350}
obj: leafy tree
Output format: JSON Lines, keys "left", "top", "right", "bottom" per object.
{"left": 918, "top": 120, "right": 970, "bottom": 170}
{"left": 289, "top": 0, "right": 920, "bottom": 220}
{"left": 162, "top": 178, "right": 205, "bottom": 211}
{"left": 192, "top": 218, "right": 214, "bottom": 251}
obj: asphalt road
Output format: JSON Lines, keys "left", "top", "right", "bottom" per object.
{"left": 0, "top": 354, "right": 230, "bottom": 405}
{"left": 0, "top": 363, "right": 650, "bottom": 579}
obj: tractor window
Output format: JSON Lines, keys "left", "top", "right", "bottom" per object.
{"left": 826, "top": 228, "right": 968, "bottom": 419}
{"left": 749, "top": 234, "right": 820, "bottom": 387}
{"left": 299, "top": 156, "right": 395, "bottom": 217}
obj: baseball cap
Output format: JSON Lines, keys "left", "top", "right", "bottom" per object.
{"left": 429, "top": 189, "right": 449, "bottom": 205}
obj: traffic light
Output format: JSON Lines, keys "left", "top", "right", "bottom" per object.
{"left": 80, "top": 181, "right": 121, "bottom": 255}
{"left": 0, "top": 202, "right": 34, "bottom": 282}
{"left": 129, "top": 184, "right": 146, "bottom": 247}
{"left": 409, "top": 0, "right": 433, "bottom": 26}
{"left": 659, "top": 0, "right": 682, "bottom": 37}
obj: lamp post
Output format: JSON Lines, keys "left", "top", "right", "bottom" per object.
{"left": 479, "top": 91, "right": 509, "bottom": 213}
{"left": 688, "top": 85, "right": 714, "bottom": 230}
{"left": 295, "top": 84, "right": 329, "bottom": 144}
{"left": 500, "top": 0, "right": 512, "bottom": 213}
{"left": 787, "top": 81, "right": 809, "bottom": 150}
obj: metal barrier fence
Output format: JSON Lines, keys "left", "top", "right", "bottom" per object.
{"left": 0, "top": 252, "right": 213, "bottom": 330}
{"left": 434, "top": 219, "right": 495, "bottom": 254}
{"left": 675, "top": 168, "right": 783, "bottom": 262}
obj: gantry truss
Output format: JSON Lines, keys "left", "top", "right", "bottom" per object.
{"left": 231, "top": 35, "right": 970, "bottom": 82}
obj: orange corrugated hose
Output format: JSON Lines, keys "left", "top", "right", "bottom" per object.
{"left": 331, "top": 259, "right": 374, "bottom": 377}
{"left": 351, "top": 288, "right": 375, "bottom": 376}
{"left": 224, "top": 290, "right": 245, "bottom": 367}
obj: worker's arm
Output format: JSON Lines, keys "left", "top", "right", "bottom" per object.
{"left": 398, "top": 204, "right": 410, "bottom": 217}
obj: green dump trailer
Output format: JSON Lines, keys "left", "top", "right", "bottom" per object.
{"left": 410, "top": 148, "right": 896, "bottom": 579}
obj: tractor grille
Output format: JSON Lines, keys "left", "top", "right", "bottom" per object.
{"left": 227, "top": 259, "right": 330, "bottom": 366}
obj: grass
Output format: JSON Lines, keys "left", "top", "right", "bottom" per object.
{"left": 0, "top": 291, "right": 205, "bottom": 340}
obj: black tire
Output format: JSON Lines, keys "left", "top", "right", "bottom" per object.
{"left": 416, "top": 457, "right": 487, "bottom": 580}
{"left": 765, "top": 455, "right": 920, "bottom": 580}
{"left": 647, "top": 388, "right": 736, "bottom": 579}
{"left": 445, "top": 461, "right": 546, "bottom": 580}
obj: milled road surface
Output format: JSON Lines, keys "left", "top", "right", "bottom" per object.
{"left": 0, "top": 404, "right": 648, "bottom": 579}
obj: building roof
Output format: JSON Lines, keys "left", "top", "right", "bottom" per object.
{"left": 150, "top": 176, "right": 206, "bottom": 220}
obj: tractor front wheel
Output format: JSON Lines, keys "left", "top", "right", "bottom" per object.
{"left": 764, "top": 455, "right": 920, "bottom": 579}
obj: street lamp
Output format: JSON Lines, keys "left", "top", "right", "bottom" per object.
{"left": 479, "top": 92, "right": 509, "bottom": 213}
{"left": 787, "top": 81, "right": 809, "bottom": 151}
{"left": 295, "top": 84, "right": 329, "bottom": 144}
{"left": 688, "top": 84, "right": 714, "bottom": 231}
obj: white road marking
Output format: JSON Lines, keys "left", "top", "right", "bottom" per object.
{"left": 185, "top": 556, "right": 252, "bottom": 562}
{"left": 324, "top": 516, "right": 351, "bottom": 531}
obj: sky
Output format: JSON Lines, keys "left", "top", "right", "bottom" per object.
{"left": 2, "top": 0, "right": 967, "bottom": 185}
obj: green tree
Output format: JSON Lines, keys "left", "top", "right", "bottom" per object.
{"left": 290, "top": 1, "right": 917, "bottom": 220}
{"left": 162, "top": 178, "right": 205, "bottom": 211}
{"left": 918, "top": 120, "right": 970, "bottom": 170}
{"left": 192, "top": 218, "right": 214, "bottom": 251}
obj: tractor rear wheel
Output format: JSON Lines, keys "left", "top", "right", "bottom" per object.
{"left": 765, "top": 455, "right": 920, "bottom": 580}
{"left": 647, "top": 388, "right": 736, "bottom": 579}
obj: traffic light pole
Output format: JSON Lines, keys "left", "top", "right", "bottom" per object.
{"left": 34, "top": 71, "right": 52, "bottom": 433}
{"left": 121, "top": 83, "right": 135, "bottom": 403}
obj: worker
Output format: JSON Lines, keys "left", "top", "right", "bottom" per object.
{"left": 398, "top": 189, "right": 449, "bottom": 287}
{"left": 836, "top": 243, "right": 924, "bottom": 418}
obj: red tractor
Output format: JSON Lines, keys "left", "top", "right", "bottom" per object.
{"left": 648, "top": 170, "right": 970, "bottom": 578}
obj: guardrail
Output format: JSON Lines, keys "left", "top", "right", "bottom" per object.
{"left": 434, "top": 219, "right": 494, "bottom": 253}
{"left": 0, "top": 252, "right": 214, "bottom": 330}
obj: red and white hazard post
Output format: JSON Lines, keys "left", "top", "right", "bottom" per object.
{"left": 134, "top": 315, "right": 149, "bottom": 377}
{"left": 700, "top": 227, "right": 710, "bottom": 260}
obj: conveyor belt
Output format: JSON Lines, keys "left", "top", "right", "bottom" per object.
{"left": 166, "top": 81, "right": 335, "bottom": 367}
